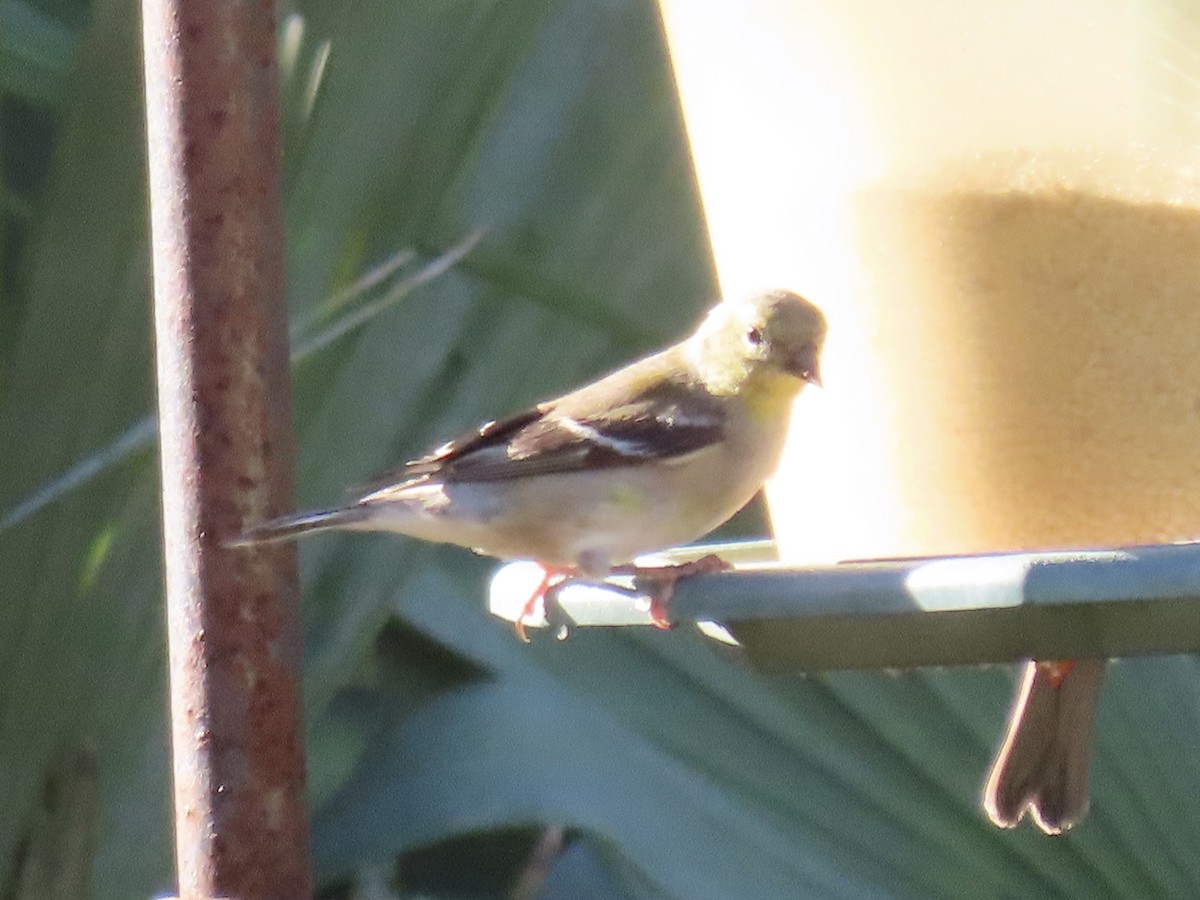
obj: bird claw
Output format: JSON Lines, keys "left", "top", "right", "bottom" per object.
{"left": 543, "top": 580, "right": 578, "bottom": 641}
{"left": 625, "top": 554, "right": 732, "bottom": 630}
{"left": 514, "top": 565, "right": 574, "bottom": 643}
{"left": 514, "top": 555, "right": 730, "bottom": 639}
{"left": 648, "top": 588, "right": 673, "bottom": 630}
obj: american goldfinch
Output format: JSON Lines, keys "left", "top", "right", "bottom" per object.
{"left": 983, "top": 658, "right": 1105, "bottom": 834}
{"left": 230, "top": 289, "right": 826, "bottom": 636}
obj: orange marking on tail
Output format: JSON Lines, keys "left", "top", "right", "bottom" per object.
{"left": 1039, "top": 659, "right": 1076, "bottom": 688}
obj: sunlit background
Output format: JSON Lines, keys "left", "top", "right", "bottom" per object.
{"left": 660, "top": 0, "right": 1200, "bottom": 563}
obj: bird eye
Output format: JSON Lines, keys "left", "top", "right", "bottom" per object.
{"left": 745, "top": 326, "right": 765, "bottom": 347}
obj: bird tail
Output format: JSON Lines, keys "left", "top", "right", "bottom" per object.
{"left": 982, "top": 658, "right": 1106, "bottom": 834}
{"left": 224, "top": 506, "right": 371, "bottom": 547}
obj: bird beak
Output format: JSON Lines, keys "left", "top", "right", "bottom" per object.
{"left": 787, "top": 345, "right": 822, "bottom": 387}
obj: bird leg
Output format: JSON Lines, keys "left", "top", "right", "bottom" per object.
{"left": 613, "top": 554, "right": 732, "bottom": 629}
{"left": 515, "top": 565, "right": 575, "bottom": 643}
{"left": 515, "top": 555, "right": 731, "bottom": 640}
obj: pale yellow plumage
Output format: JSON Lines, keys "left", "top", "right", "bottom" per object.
{"left": 230, "top": 289, "right": 826, "bottom": 580}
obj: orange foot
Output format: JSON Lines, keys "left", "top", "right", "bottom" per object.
{"left": 515, "top": 565, "right": 575, "bottom": 643}
{"left": 612, "top": 554, "right": 732, "bottom": 629}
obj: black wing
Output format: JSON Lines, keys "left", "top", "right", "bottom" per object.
{"left": 368, "top": 350, "right": 727, "bottom": 489}
{"left": 402, "top": 406, "right": 548, "bottom": 478}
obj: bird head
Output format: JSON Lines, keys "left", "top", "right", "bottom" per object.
{"left": 691, "top": 289, "right": 827, "bottom": 389}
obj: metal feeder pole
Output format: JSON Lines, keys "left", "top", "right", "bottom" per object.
{"left": 142, "top": 0, "right": 312, "bottom": 896}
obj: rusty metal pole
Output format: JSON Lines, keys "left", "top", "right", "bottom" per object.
{"left": 142, "top": 0, "right": 313, "bottom": 897}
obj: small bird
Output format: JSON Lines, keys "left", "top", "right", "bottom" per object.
{"left": 983, "top": 658, "right": 1106, "bottom": 834}
{"left": 230, "top": 289, "right": 827, "bottom": 637}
